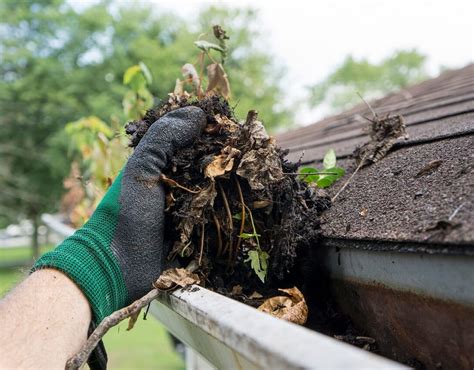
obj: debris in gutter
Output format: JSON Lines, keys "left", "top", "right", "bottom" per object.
{"left": 353, "top": 113, "right": 408, "bottom": 167}
{"left": 258, "top": 287, "right": 308, "bottom": 325}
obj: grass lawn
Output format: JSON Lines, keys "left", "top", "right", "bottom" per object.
{"left": 0, "top": 247, "right": 184, "bottom": 370}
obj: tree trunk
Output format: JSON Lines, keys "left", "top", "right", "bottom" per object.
{"left": 32, "top": 215, "right": 40, "bottom": 260}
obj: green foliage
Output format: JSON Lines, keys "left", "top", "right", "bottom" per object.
{"left": 122, "top": 62, "right": 154, "bottom": 120}
{"left": 194, "top": 40, "right": 225, "bottom": 54}
{"left": 244, "top": 249, "right": 270, "bottom": 283}
{"left": 299, "top": 149, "right": 345, "bottom": 188}
{"left": 0, "top": 1, "right": 291, "bottom": 227}
{"left": 241, "top": 206, "right": 269, "bottom": 283}
{"left": 308, "top": 49, "right": 429, "bottom": 112}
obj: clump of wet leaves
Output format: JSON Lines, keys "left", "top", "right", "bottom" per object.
{"left": 124, "top": 26, "right": 330, "bottom": 324}
{"left": 127, "top": 95, "right": 329, "bottom": 291}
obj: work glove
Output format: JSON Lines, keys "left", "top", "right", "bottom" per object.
{"left": 33, "top": 106, "right": 206, "bottom": 323}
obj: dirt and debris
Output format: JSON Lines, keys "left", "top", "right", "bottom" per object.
{"left": 126, "top": 95, "right": 330, "bottom": 306}
{"left": 415, "top": 159, "right": 443, "bottom": 178}
{"left": 258, "top": 286, "right": 308, "bottom": 325}
{"left": 353, "top": 113, "right": 407, "bottom": 166}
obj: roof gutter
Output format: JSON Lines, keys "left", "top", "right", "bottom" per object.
{"left": 150, "top": 285, "right": 406, "bottom": 369}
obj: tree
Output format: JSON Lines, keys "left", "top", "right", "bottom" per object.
{"left": 0, "top": 0, "right": 292, "bottom": 247}
{"left": 308, "top": 49, "right": 429, "bottom": 112}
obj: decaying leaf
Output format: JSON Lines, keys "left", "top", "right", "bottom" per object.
{"left": 243, "top": 117, "right": 270, "bottom": 149}
{"left": 354, "top": 114, "right": 407, "bottom": 166}
{"left": 182, "top": 63, "right": 200, "bottom": 90}
{"left": 174, "top": 78, "right": 185, "bottom": 95}
{"left": 206, "top": 63, "right": 231, "bottom": 99}
{"left": 215, "top": 114, "right": 239, "bottom": 133}
{"left": 127, "top": 310, "right": 141, "bottom": 331}
{"left": 205, "top": 146, "right": 241, "bottom": 178}
{"left": 252, "top": 200, "right": 272, "bottom": 209}
{"left": 249, "top": 291, "right": 263, "bottom": 299}
{"left": 153, "top": 268, "right": 201, "bottom": 290}
{"left": 231, "top": 285, "right": 243, "bottom": 295}
{"left": 170, "top": 182, "right": 217, "bottom": 258}
{"left": 258, "top": 287, "right": 308, "bottom": 325}
{"left": 237, "top": 147, "right": 284, "bottom": 190}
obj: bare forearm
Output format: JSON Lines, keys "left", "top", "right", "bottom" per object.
{"left": 0, "top": 269, "right": 91, "bottom": 369}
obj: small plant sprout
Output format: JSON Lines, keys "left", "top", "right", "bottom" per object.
{"left": 241, "top": 205, "right": 269, "bottom": 283}
{"left": 299, "top": 149, "right": 345, "bottom": 188}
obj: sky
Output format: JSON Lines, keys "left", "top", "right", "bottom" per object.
{"left": 81, "top": 0, "right": 474, "bottom": 125}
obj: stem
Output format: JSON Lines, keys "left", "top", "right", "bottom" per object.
{"left": 331, "top": 155, "right": 366, "bottom": 202}
{"left": 212, "top": 212, "right": 223, "bottom": 257}
{"left": 244, "top": 204, "right": 260, "bottom": 250}
{"left": 65, "top": 289, "right": 161, "bottom": 370}
{"left": 284, "top": 172, "right": 340, "bottom": 176}
{"left": 160, "top": 174, "right": 201, "bottom": 194}
{"left": 198, "top": 222, "right": 205, "bottom": 266}
{"left": 218, "top": 182, "right": 233, "bottom": 236}
{"left": 234, "top": 178, "right": 246, "bottom": 264}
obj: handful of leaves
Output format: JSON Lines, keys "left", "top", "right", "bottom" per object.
{"left": 125, "top": 27, "right": 338, "bottom": 323}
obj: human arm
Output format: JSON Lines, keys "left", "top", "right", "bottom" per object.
{"left": 0, "top": 106, "right": 206, "bottom": 368}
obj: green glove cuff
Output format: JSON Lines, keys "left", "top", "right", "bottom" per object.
{"left": 32, "top": 172, "right": 128, "bottom": 324}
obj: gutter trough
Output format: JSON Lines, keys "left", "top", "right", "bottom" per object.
{"left": 150, "top": 285, "right": 406, "bottom": 369}
{"left": 314, "top": 238, "right": 474, "bottom": 369}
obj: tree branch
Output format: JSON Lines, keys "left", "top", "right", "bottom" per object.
{"left": 65, "top": 289, "right": 162, "bottom": 370}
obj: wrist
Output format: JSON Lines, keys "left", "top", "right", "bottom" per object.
{"left": 32, "top": 173, "right": 128, "bottom": 324}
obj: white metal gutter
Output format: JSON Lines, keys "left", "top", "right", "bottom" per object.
{"left": 151, "top": 286, "right": 407, "bottom": 370}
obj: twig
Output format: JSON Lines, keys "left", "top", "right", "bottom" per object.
{"left": 357, "top": 92, "right": 377, "bottom": 119}
{"left": 65, "top": 289, "right": 161, "bottom": 370}
{"left": 448, "top": 203, "right": 465, "bottom": 221}
{"left": 244, "top": 205, "right": 261, "bottom": 249}
{"left": 283, "top": 172, "right": 340, "bottom": 176}
{"left": 160, "top": 174, "right": 201, "bottom": 194}
{"left": 212, "top": 212, "right": 223, "bottom": 257}
{"left": 233, "top": 178, "right": 246, "bottom": 264}
{"left": 218, "top": 181, "right": 234, "bottom": 235}
{"left": 331, "top": 155, "right": 366, "bottom": 202}
{"left": 198, "top": 222, "right": 205, "bottom": 266}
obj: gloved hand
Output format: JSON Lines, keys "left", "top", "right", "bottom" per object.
{"left": 33, "top": 106, "right": 206, "bottom": 325}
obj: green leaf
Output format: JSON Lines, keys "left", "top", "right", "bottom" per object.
{"left": 129, "top": 73, "right": 146, "bottom": 93}
{"left": 240, "top": 232, "right": 260, "bottom": 240}
{"left": 123, "top": 65, "right": 141, "bottom": 85}
{"left": 260, "top": 251, "right": 269, "bottom": 271}
{"left": 316, "top": 177, "right": 335, "bottom": 188}
{"left": 299, "top": 167, "right": 319, "bottom": 183}
{"left": 194, "top": 40, "right": 225, "bottom": 53}
{"left": 323, "top": 149, "right": 337, "bottom": 169}
{"left": 233, "top": 212, "right": 242, "bottom": 220}
{"left": 139, "top": 61, "right": 153, "bottom": 84}
{"left": 245, "top": 250, "right": 269, "bottom": 283}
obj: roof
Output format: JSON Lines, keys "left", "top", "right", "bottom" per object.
{"left": 277, "top": 64, "right": 474, "bottom": 248}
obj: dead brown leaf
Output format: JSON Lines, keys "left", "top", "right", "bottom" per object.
{"left": 415, "top": 160, "right": 443, "bottom": 178}
{"left": 253, "top": 200, "right": 272, "bottom": 209}
{"left": 182, "top": 63, "right": 201, "bottom": 92}
{"left": 170, "top": 182, "right": 217, "bottom": 258}
{"left": 249, "top": 291, "right": 263, "bottom": 299}
{"left": 205, "top": 146, "right": 241, "bottom": 178}
{"left": 258, "top": 287, "right": 308, "bottom": 325}
{"left": 231, "top": 285, "right": 243, "bottom": 295}
{"left": 173, "top": 78, "right": 185, "bottom": 95}
{"left": 354, "top": 114, "right": 407, "bottom": 166}
{"left": 206, "top": 63, "right": 231, "bottom": 99}
{"left": 215, "top": 114, "right": 239, "bottom": 133}
{"left": 153, "top": 268, "right": 201, "bottom": 291}
{"left": 237, "top": 147, "right": 283, "bottom": 190}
